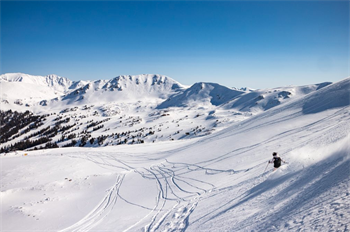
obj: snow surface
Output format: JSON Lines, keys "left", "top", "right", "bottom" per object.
{"left": 0, "top": 74, "right": 349, "bottom": 231}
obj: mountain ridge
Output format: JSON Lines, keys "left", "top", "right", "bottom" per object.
{"left": 0, "top": 72, "right": 334, "bottom": 113}
{"left": 0, "top": 73, "right": 73, "bottom": 93}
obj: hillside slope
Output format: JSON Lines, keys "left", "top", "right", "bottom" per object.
{"left": 1, "top": 77, "right": 349, "bottom": 231}
{"left": 222, "top": 82, "right": 332, "bottom": 113}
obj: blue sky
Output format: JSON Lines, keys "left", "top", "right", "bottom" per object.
{"left": 1, "top": 1, "right": 348, "bottom": 89}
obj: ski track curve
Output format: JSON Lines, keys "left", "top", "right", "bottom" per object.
{"left": 59, "top": 174, "right": 125, "bottom": 232}
{"left": 141, "top": 158, "right": 249, "bottom": 232}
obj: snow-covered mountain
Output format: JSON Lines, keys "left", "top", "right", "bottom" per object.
{"left": 0, "top": 73, "right": 341, "bottom": 150}
{"left": 0, "top": 72, "right": 330, "bottom": 114}
{"left": 157, "top": 82, "right": 245, "bottom": 109}
{"left": 0, "top": 73, "right": 76, "bottom": 110}
{"left": 1, "top": 74, "right": 349, "bottom": 231}
{"left": 61, "top": 74, "right": 185, "bottom": 105}
{"left": 0, "top": 73, "right": 73, "bottom": 93}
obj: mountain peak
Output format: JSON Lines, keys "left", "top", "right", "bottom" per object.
{"left": 157, "top": 82, "right": 245, "bottom": 109}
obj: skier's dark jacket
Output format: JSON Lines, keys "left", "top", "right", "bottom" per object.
{"left": 271, "top": 156, "right": 282, "bottom": 168}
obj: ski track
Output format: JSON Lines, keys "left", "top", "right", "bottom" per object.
{"left": 188, "top": 155, "right": 350, "bottom": 232}
{"left": 4, "top": 142, "right": 348, "bottom": 232}
{"left": 60, "top": 150, "right": 237, "bottom": 232}
{"left": 59, "top": 174, "right": 125, "bottom": 232}
{"left": 136, "top": 159, "right": 265, "bottom": 232}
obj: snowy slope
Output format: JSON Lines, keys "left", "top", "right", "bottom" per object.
{"left": 0, "top": 81, "right": 58, "bottom": 104}
{"left": 1, "top": 77, "right": 349, "bottom": 231}
{"left": 0, "top": 73, "right": 76, "bottom": 111}
{"left": 223, "top": 82, "right": 332, "bottom": 113}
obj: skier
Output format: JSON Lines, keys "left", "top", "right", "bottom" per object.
{"left": 268, "top": 152, "right": 285, "bottom": 171}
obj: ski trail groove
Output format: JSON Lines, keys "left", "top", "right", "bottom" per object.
{"left": 58, "top": 174, "right": 125, "bottom": 232}
{"left": 144, "top": 168, "right": 169, "bottom": 232}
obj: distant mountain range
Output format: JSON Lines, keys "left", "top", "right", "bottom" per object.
{"left": 0, "top": 73, "right": 332, "bottom": 113}
{"left": 0, "top": 72, "right": 347, "bottom": 152}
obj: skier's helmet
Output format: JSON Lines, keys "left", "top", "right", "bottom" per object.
{"left": 272, "top": 152, "right": 277, "bottom": 156}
